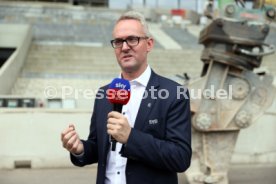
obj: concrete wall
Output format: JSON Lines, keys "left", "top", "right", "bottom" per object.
{"left": 0, "top": 24, "right": 32, "bottom": 94}
{"left": 233, "top": 113, "right": 276, "bottom": 164}
{"left": 0, "top": 107, "right": 275, "bottom": 169}
{"left": 0, "top": 109, "right": 91, "bottom": 169}
{"left": 232, "top": 99, "right": 276, "bottom": 163}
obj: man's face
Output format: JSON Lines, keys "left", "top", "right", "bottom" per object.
{"left": 112, "top": 19, "right": 154, "bottom": 74}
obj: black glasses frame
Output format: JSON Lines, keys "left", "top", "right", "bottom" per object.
{"left": 110, "top": 36, "right": 148, "bottom": 48}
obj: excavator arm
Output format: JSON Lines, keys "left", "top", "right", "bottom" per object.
{"left": 185, "top": 1, "right": 276, "bottom": 184}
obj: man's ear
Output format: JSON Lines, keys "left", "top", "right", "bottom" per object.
{"left": 147, "top": 37, "right": 154, "bottom": 52}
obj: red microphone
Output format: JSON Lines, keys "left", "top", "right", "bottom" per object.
{"left": 107, "top": 78, "right": 131, "bottom": 151}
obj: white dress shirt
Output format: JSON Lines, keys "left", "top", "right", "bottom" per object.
{"left": 105, "top": 65, "right": 151, "bottom": 184}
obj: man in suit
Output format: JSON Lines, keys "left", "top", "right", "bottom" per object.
{"left": 61, "top": 11, "right": 191, "bottom": 184}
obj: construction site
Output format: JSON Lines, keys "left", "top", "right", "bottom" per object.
{"left": 0, "top": 0, "right": 276, "bottom": 183}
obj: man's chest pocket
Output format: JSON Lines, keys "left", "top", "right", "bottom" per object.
{"left": 143, "top": 117, "right": 165, "bottom": 139}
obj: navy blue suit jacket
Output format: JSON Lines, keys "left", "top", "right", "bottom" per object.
{"left": 71, "top": 70, "right": 192, "bottom": 184}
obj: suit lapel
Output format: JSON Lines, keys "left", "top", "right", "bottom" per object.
{"left": 101, "top": 91, "right": 113, "bottom": 159}
{"left": 134, "top": 71, "right": 160, "bottom": 130}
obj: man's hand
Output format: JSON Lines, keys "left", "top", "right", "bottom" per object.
{"left": 107, "top": 111, "right": 131, "bottom": 144}
{"left": 61, "top": 124, "right": 84, "bottom": 155}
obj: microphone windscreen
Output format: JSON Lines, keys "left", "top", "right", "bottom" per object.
{"left": 107, "top": 78, "right": 131, "bottom": 105}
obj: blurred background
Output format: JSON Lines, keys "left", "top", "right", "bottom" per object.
{"left": 0, "top": 0, "right": 275, "bottom": 183}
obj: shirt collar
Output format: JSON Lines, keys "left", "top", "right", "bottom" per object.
{"left": 132, "top": 65, "right": 151, "bottom": 87}
{"left": 119, "top": 65, "right": 151, "bottom": 87}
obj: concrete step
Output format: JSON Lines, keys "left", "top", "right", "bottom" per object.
{"left": 12, "top": 77, "right": 111, "bottom": 98}
{"left": 0, "top": 3, "right": 202, "bottom": 50}
{"left": 23, "top": 43, "right": 203, "bottom": 78}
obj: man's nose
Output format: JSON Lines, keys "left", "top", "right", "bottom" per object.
{"left": 121, "top": 41, "right": 130, "bottom": 50}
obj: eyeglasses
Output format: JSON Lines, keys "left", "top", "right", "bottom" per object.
{"left": 110, "top": 36, "right": 148, "bottom": 48}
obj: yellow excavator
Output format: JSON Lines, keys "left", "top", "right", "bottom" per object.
{"left": 205, "top": 0, "right": 276, "bottom": 21}
{"left": 254, "top": 0, "right": 276, "bottom": 8}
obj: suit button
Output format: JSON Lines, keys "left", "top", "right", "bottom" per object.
{"left": 102, "top": 164, "right": 105, "bottom": 167}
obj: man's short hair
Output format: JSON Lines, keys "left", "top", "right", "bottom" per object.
{"left": 116, "top": 11, "right": 151, "bottom": 37}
